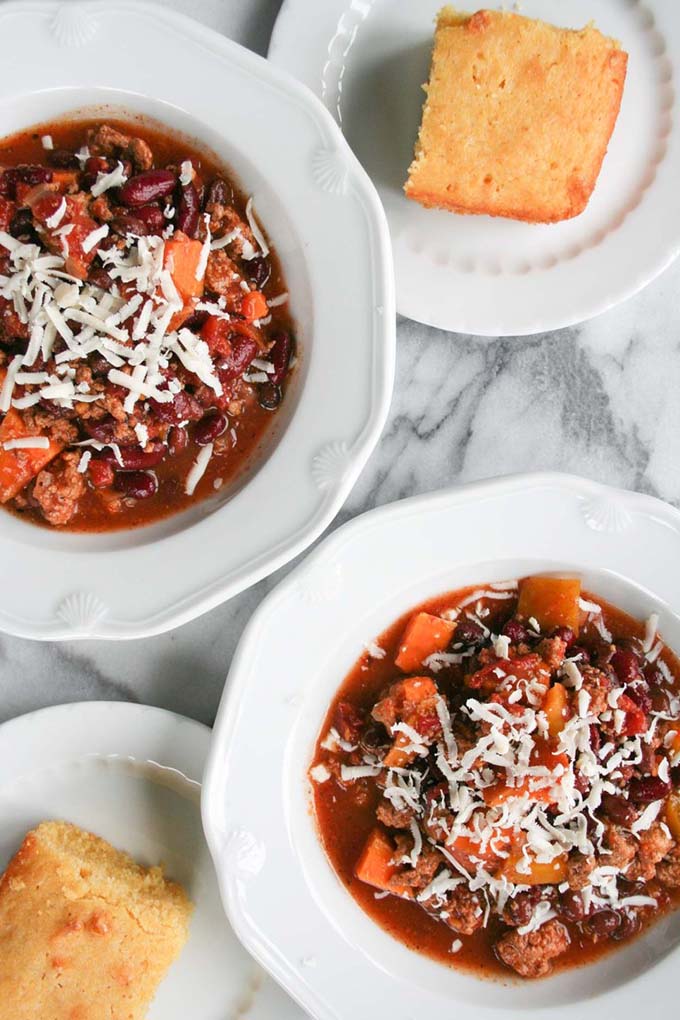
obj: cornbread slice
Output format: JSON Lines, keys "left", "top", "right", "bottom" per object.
{"left": 405, "top": 8, "right": 628, "bottom": 222}
{"left": 0, "top": 821, "right": 192, "bottom": 1020}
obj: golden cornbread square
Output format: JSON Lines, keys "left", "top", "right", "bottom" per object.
{"left": 0, "top": 821, "right": 192, "bottom": 1020}
{"left": 405, "top": 8, "right": 628, "bottom": 222}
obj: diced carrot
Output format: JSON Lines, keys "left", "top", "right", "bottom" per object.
{"left": 666, "top": 792, "right": 680, "bottom": 841}
{"left": 500, "top": 851, "right": 568, "bottom": 886}
{"left": 517, "top": 576, "right": 581, "bottom": 634}
{"left": 543, "top": 683, "right": 569, "bottom": 738}
{"left": 355, "top": 829, "right": 399, "bottom": 892}
{"left": 395, "top": 612, "right": 456, "bottom": 673}
{"left": 240, "top": 289, "right": 268, "bottom": 322}
{"left": 163, "top": 231, "right": 205, "bottom": 330}
{"left": 0, "top": 408, "right": 62, "bottom": 502}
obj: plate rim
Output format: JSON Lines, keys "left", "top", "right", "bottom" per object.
{"left": 202, "top": 471, "right": 680, "bottom": 1020}
{"left": 269, "top": 0, "right": 680, "bottom": 336}
{"left": 0, "top": 0, "right": 396, "bottom": 640}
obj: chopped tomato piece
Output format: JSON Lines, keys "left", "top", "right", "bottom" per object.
{"left": 517, "top": 576, "right": 581, "bottom": 634}
{"left": 27, "top": 188, "right": 101, "bottom": 280}
{"left": 0, "top": 408, "right": 62, "bottom": 502}
{"left": 395, "top": 612, "right": 456, "bottom": 673}
{"left": 617, "top": 692, "right": 647, "bottom": 736}
{"left": 468, "top": 654, "right": 549, "bottom": 693}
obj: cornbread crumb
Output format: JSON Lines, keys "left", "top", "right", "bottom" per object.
{"left": 0, "top": 821, "right": 192, "bottom": 1019}
{"left": 405, "top": 7, "right": 628, "bottom": 222}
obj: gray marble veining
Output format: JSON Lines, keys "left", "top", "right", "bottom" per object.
{"left": 2, "top": 0, "right": 679, "bottom": 730}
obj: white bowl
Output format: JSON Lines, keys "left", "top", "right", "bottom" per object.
{"left": 0, "top": 0, "right": 394, "bottom": 639}
{"left": 203, "top": 473, "right": 680, "bottom": 1020}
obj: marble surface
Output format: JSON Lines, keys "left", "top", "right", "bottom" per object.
{"left": 2, "top": 0, "right": 680, "bottom": 728}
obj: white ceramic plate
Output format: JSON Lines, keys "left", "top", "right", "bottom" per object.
{"left": 203, "top": 473, "right": 680, "bottom": 1020}
{"left": 0, "top": 701, "right": 304, "bottom": 1020}
{"left": 0, "top": 0, "right": 394, "bottom": 640}
{"left": 270, "top": 0, "right": 680, "bottom": 336}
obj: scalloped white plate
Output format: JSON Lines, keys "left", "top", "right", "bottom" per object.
{"left": 0, "top": 0, "right": 394, "bottom": 640}
{"left": 270, "top": 0, "right": 680, "bottom": 335}
{"left": 203, "top": 473, "right": 680, "bottom": 1020}
{"left": 0, "top": 702, "right": 303, "bottom": 1020}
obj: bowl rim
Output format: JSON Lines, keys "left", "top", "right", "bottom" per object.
{"left": 202, "top": 472, "right": 680, "bottom": 1020}
{"left": 0, "top": 0, "right": 396, "bottom": 640}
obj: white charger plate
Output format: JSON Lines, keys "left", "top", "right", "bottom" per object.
{"left": 0, "top": 0, "right": 394, "bottom": 640}
{"left": 203, "top": 473, "right": 680, "bottom": 1020}
{"left": 270, "top": 0, "right": 680, "bottom": 335}
{"left": 0, "top": 702, "right": 304, "bottom": 1020}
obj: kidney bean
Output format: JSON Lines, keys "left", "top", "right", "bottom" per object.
{"left": 0, "top": 165, "right": 52, "bottom": 198}
{"left": 645, "top": 661, "right": 668, "bottom": 691}
{"left": 83, "top": 415, "right": 118, "bottom": 443}
{"left": 81, "top": 155, "right": 112, "bottom": 189}
{"left": 650, "top": 686, "right": 671, "bottom": 713}
{"left": 269, "top": 329, "right": 292, "bottom": 385}
{"left": 249, "top": 256, "right": 271, "bottom": 289}
{"left": 601, "top": 791, "right": 638, "bottom": 827}
{"left": 176, "top": 181, "right": 199, "bottom": 237}
{"left": 217, "top": 335, "right": 258, "bottom": 384}
{"left": 204, "top": 177, "right": 230, "bottom": 208}
{"left": 114, "top": 470, "right": 158, "bottom": 499}
{"left": 625, "top": 681, "right": 652, "bottom": 715}
{"left": 612, "top": 911, "right": 642, "bottom": 941}
{"left": 559, "top": 890, "right": 586, "bottom": 923}
{"left": 552, "top": 626, "right": 575, "bottom": 647}
{"left": 111, "top": 212, "right": 149, "bottom": 237}
{"left": 9, "top": 207, "right": 37, "bottom": 241}
{"left": 585, "top": 909, "right": 621, "bottom": 939}
{"left": 258, "top": 382, "right": 281, "bottom": 410}
{"left": 589, "top": 724, "right": 601, "bottom": 752}
{"left": 568, "top": 645, "right": 592, "bottom": 664}
{"left": 502, "top": 618, "right": 530, "bottom": 644}
{"left": 629, "top": 776, "right": 671, "bottom": 804}
{"left": 134, "top": 203, "right": 165, "bottom": 235}
{"left": 101, "top": 443, "right": 166, "bottom": 470}
{"left": 454, "top": 618, "right": 485, "bottom": 646}
{"left": 120, "top": 169, "right": 176, "bottom": 207}
{"left": 194, "top": 410, "right": 228, "bottom": 446}
{"left": 574, "top": 770, "right": 590, "bottom": 795}
{"left": 46, "top": 148, "right": 79, "bottom": 169}
{"left": 148, "top": 389, "right": 204, "bottom": 425}
{"left": 88, "top": 459, "right": 115, "bottom": 489}
{"left": 504, "top": 889, "right": 542, "bottom": 927}
{"left": 88, "top": 266, "right": 114, "bottom": 291}
{"left": 181, "top": 310, "right": 209, "bottom": 333}
{"left": 611, "top": 648, "right": 642, "bottom": 685}
{"left": 167, "top": 425, "right": 188, "bottom": 456}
